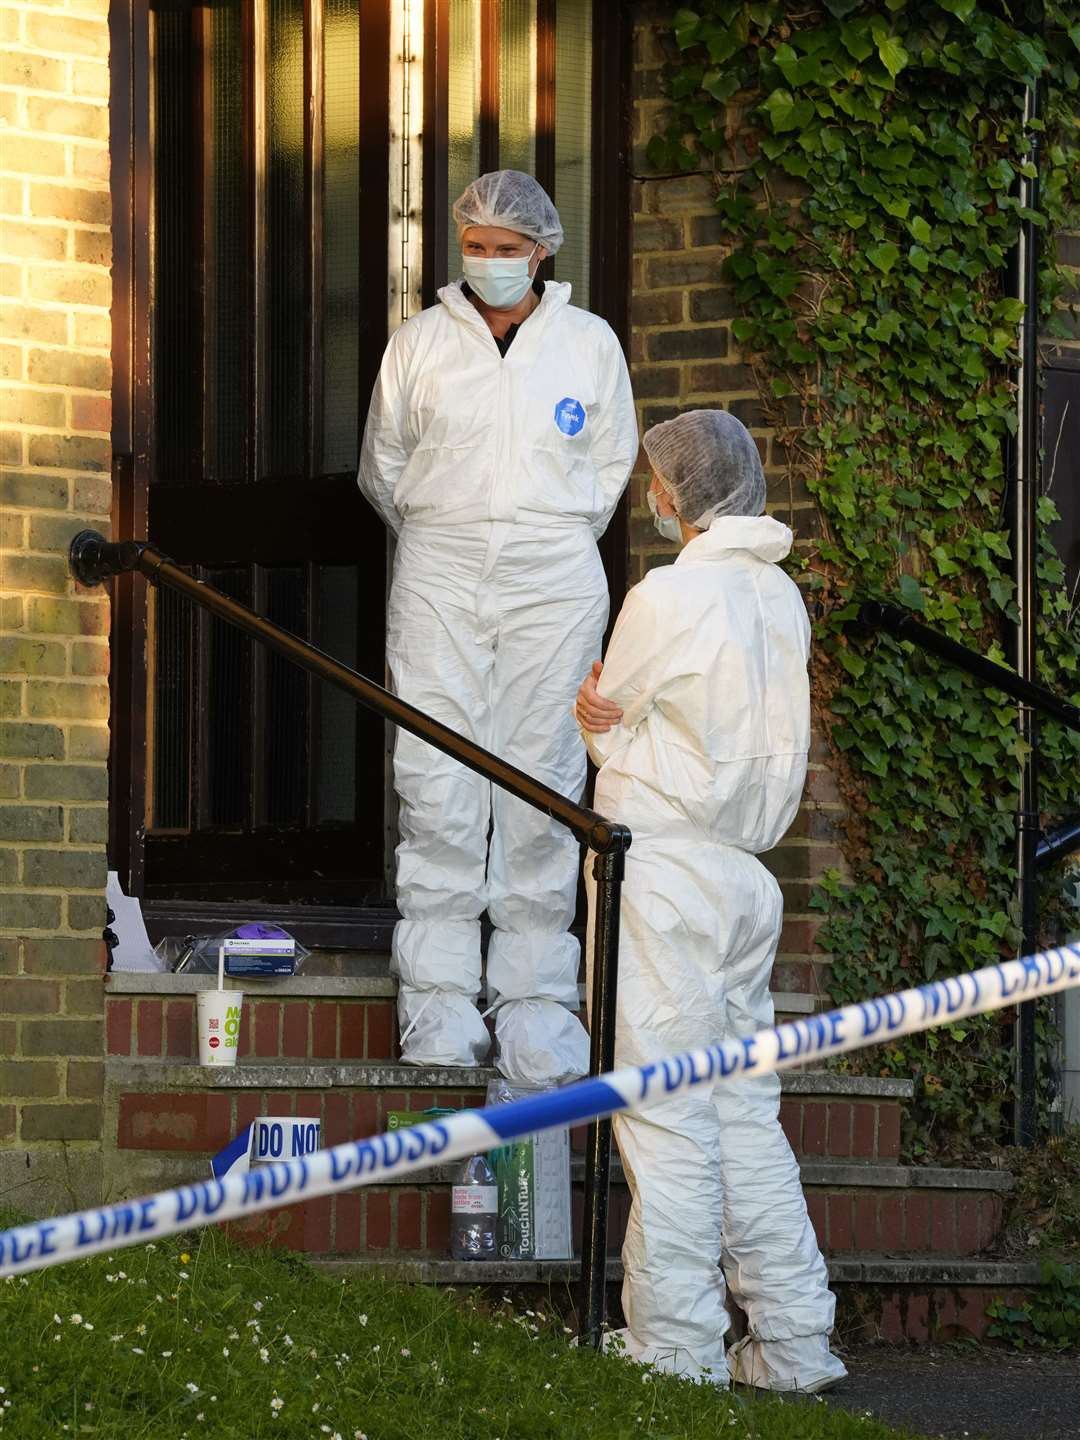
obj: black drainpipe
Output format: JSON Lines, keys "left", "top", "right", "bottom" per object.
{"left": 1006, "top": 73, "right": 1042, "bottom": 1148}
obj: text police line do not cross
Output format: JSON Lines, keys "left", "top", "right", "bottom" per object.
{"left": 2, "top": 943, "right": 1079, "bottom": 1276}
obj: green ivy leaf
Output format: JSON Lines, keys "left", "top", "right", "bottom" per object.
{"left": 673, "top": 7, "right": 701, "bottom": 49}
{"left": 867, "top": 241, "right": 901, "bottom": 273}
{"left": 897, "top": 574, "right": 926, "bottom": 611}
{"left": 761, "top": 88, "right": 816, "bottom": 133}
{"left": 876, "top": 34, "right": 910, "bottom": 78}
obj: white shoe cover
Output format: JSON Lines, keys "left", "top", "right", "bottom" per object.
{"left": 395, "top": 989, "right": 491, "bottom": 1068}
{"left": 493, "top": 998, "right": 590, "bottom": 1086}
{"left": 726, "top": 1333, "right": 847, "bottom": 1393}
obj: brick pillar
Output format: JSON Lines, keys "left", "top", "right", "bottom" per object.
{"left": 628, "top": 4, "right": 845, "bottom": 1004}
{"left": 0, "top": 1, "right": 111, "bottom": 1211}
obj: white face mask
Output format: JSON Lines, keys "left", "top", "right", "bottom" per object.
{"left": 647, "top": 488, "right": 683, "bottom": 543}
{"left": 461, "top": 243, "right": 539, "bottom": 309}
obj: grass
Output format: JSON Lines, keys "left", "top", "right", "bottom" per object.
{"left": 0, "top": 1215, "right": 926, "bottom": 1440}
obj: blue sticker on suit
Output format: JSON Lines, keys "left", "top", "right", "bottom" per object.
{"left": 553, "top": 396, "right": 586, "bottom": 436}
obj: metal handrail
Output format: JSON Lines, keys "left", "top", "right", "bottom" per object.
{"left": 854, "top": 602, "right": 1080, "bottom": 732}
{"left": 1037, "top": 816, "right": 1080, "bottom": 872}
{"left": 70, "top": 530, "right": 628, "bottom": 1345}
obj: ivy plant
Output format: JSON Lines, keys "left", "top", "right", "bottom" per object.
{"left": 647, "top": 0, "right": 1080, "bottom": 1150}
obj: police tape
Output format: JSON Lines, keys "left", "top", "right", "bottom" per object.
{"left": 3, "top": 941, "right": 1079, "bottom": 1276}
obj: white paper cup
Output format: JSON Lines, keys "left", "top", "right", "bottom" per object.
{"left": 196, "top": 989, "right": 243, "bottom": 1066}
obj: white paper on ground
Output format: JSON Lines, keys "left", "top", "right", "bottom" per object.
{"left": 106, "top": 870, "right": 162, "bottom": 972}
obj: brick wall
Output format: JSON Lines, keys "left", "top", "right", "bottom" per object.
{"left": 627, "top": 3, "right": 843, "bottom": 1005}
{"left": 0, "top": 0, "right": 112, "bottom": 1211}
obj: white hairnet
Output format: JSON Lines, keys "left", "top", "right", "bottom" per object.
{"left": 642, "top": 410, "right": 766, "bottom": 527}
{"left": 452, "top": 170, "right": 564, "bottom": 255}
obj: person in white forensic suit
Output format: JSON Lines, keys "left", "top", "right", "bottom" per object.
{"left": 359, "top": 170, "right": 638, "bottom": 1086}
{"left": 575, "top": 410, "right": 847, "bottom": 1392}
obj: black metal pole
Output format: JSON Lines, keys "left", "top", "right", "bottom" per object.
{"left": 1008, "top": 73, "right": 1042, "bottom": 1148}
{"left": 69, "top": 532, "right": 625, "bottom": 855}
{"left": 580, "top": 842, "right": 627, "bottom": 1350}
{"left": 852, "top": 604, "right": 1080, "bottom": 733}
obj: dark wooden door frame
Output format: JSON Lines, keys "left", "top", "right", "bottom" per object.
{"left": 108, "top": 0, "right": 634, "bottom": 942}
{"left": 108, "top": 0, "right": 152, "bottom": 897}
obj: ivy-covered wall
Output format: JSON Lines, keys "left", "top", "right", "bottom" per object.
{"left": 637, "top": 0, "right": 1080, "bottom": 1151}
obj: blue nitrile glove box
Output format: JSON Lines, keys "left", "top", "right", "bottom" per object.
{"left": 222, "top": 936, "right": 297, "bottom": 977}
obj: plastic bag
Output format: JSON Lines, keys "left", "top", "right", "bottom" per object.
{"left": 154, "top": 924, "right": 310, "bottom": 978}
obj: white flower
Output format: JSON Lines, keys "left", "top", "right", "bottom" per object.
{"left": 179, "top": 1271, "right": 190, "bottom": 1279}
{"left": 270, "top": 1396, "right": 284, "bottom": 1414}
{"left": 53, "top": 1314, "right": 62, "bottom": 1325}
{"left": 106, "top": 1274, "right": 117, "bottom": 1283}
{"left": 162, "top": 1350, "right": 173, "bottom": 1358}
{"left": 371, "top": 1344, "right": 379, "bottom": 1354}
{"left": 69, "top": 1314, "right": 82, "bottom": 1325}
{"left": 400, "top": 1347, "right": 410, "bottom": 1357}
{"left": 354, "top": 1432, "right": 368, "bottom": 1439}
{"left": 110, "top": 1334, "right": 122, "bottom": 1343}
{"left": 185, "top": 1382, "right": 199, "bottom": 1394}
{"left": 283, "top": 1334, "right": 293, "bottom": 1347}
{"left": 253, "top": 1300, "right": 263, "bottom": 1311}
{"left": 118, "top": 1271, "right": 126, "bottom": 1279}
{"left": 136, "top": 1324, "right": 147, "bottom": 1336}
{"left": 544, "top": 1383, "right": 551, "bottom": 1391}
{"left": 312, "top": 1402, "right": 320, "bottom": 1413}
{"left": 196, "top": 1414, "right": 204, "bottom": 1423}
{"left": 357, "top": 1313, "right": 368, "bottom": 1327}
{"left": 222, "top": 1348, "right": 229, "bottom": 1358}
{"left": 259, "top": 1347, "right": 269, "bottom": 1364}
{"left": 132, "top": 1347, "right": 145, "bottom": 1355}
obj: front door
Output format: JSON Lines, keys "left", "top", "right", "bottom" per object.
{"left": 110, "top": 0, "right": 630, "bottom": 934}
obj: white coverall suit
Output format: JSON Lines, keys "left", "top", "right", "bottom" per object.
{"left": 359, "top": 279, "right": 637, "bottom": 1082}
{"left": 583, "top": 515, "right": 844, "bottom": 1389}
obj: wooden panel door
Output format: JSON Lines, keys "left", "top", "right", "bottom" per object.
{"left": 140, "top": 0, "right": 391, "bottom": 906}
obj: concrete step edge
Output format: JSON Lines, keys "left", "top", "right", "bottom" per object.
{"left": 309, "top": 1255, "right": 1042, "bottom": 1288}
{"left": 104, "top": 1057, "right": 915, "bottom": 1100}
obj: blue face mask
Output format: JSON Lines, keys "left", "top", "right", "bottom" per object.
{"left": 462, "top": 243, "right": 539, "bottom": 309}
{"left": 647, "top": 488, "right": 682, "bottom": 543}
